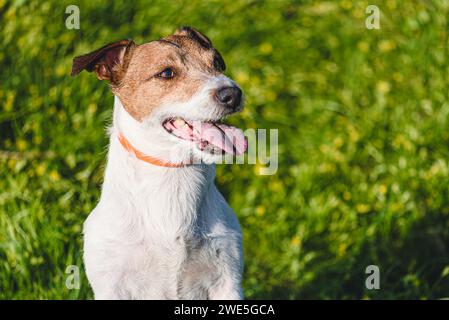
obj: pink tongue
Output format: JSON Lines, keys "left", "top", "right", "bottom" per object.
{"left": 194, "top": 122, "right": 247, "bottom": 155}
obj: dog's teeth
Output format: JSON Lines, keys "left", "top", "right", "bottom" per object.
{"left": 173, "top": 118, "right": 185, "bottom": 127}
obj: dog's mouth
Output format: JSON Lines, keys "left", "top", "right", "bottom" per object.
{"left": 163, "top": 117, "right": 247, "bottom": 155}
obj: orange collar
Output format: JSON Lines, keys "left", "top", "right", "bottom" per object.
{"left": 118, "top": 133, "right": 185, "bottom": 168}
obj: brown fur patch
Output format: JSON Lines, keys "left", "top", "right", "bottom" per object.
{"left": 72, "top": 28, "right": 225, "bottom": 122}
{"left": 174, "top": 26, "right": 212, "bottom": 49}
{"left": 113, "top": 33, "right": 223, "bottom": 121}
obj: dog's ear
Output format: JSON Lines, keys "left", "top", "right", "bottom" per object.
{"left": 71, "top": 39, "right": 136, "bottom": 83}
{"left": 174, "top": 26, "right": 212, "bottom": 49}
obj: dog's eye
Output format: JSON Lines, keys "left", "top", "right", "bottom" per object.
{"left": 156, "top": 68, "right": 175, "bottom": 79}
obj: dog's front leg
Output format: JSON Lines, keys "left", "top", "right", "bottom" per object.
{"left": 87, "top": 273, "right": 130, "bottom": 300}
{"left": 209, "top": 278, "right": 244, "bottom": 300}
{"left": 208, "top": 237, "right": 244, "bottom": 300}
{"left": 94, "top": 289, "right": 122, "bottom": 300}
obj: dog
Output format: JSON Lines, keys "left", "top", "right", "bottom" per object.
{"left": 71, "top": 27, "right": 247, "bottom": 299}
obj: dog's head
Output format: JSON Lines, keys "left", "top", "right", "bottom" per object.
{"left": 72, "top": 27, "right": 247, "bottom": 164}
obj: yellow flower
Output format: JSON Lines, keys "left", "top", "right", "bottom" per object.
{"left": 33, "top": 135, "right": 42, "bottom": 145}
{"left": 256, "top": 205, "right": 266, "bottom": 216}
{"left": 49, "top": 170, "right": 60, "bottom": 181}
{"left": 376, "top": 81, "right": 391, "bottom": 94}
{"left": 378, "top": 40, "right": 396, "bottom": 53}
{"left": 235, "top": 70, "right": 249, "bottom": 84}
{"left": 319, "top": 163, "right": 336, "bottom": 173}
{"left": 16, "top": 139, "right": 27, "bottom": 151}
{"left": 259, "top": 42, "right": 273, "bottom": 55}
{"left": 265, "top": 90, "right": 277, "bottom": 102}
{"left": 36, "top": 164, "right": 46, "bottom": 177}
{"left": 379, "top": 184, "right": 388, "bottom": 195}
{"left": 88, "top": 103, "right": 97, "bottom": 114}
{"left": 340, "top": 0, "right": 352, "bottom": 10}
{"left": 8, "top": 158, "right": 16, "bottom": 169}
{"left": 333, "top": 137, "right": 344, "bottom": 149}
{"left": 357, "top": 41, "right": 369, "bottom": 53}
{"left": 338, "top": 243, "right": 347, "bottom": 256}
{"left": 56, "top": 64, "right": 66, "bottom": 77}
{"left": 356, "top": 204, "right": 370, "bottom": 214}
{"left": 4, "top": 91, "right": 15, "bottom": 112}
{"left": 250, "top": 59, "right": 262, "bottom": 69}
{"left": 30, "top": 256, "right": 44, "bottom": 266}
{"left": 386, "top": 0, "right": 397, "bottom": 10}
{"left": 291, "top": 236, "right": 301, "bottom": 247}
{"left": 269, "top": 181, "right": 283, "bottom": 192}
{"left": 348, "top": 125, "right": 360, "bottom": 142}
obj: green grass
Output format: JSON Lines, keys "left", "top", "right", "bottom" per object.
{"left": 1, "top": 0, "right": 448, "bottom": 299}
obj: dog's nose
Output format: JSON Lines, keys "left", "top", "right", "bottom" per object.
{"left": 215, "top": 86, "right": 242, "bottom": 110}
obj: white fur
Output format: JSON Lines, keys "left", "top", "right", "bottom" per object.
{"left": 83, "top": 76, "right": 244, "bottom": 299}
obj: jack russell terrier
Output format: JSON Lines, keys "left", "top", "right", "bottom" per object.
{"left": 71, "top": 27, "right": 247, "bottom": 299}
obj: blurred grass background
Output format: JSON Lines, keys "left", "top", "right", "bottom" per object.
{"left": 1, "top": 0, "right": 449, "bottom": 299}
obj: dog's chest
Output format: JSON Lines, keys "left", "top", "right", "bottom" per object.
{"left": 114, "top": 228, "right": 219, "bottom": 299}
{"left": 83, "top": 140, "right": 242, "bottom": 299}
{"left": 94, "top": 163, "right": 220, "bottom": 298}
